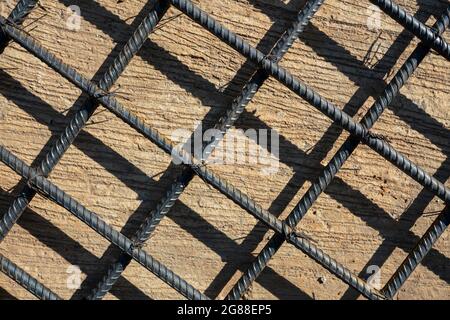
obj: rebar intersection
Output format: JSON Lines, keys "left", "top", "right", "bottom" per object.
{"left": 0, "top": 0, "right": 448, "bottom": 300}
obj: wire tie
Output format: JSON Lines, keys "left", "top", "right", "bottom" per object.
{"left": 27, "top": 168, "right": 44, "bottom": 189}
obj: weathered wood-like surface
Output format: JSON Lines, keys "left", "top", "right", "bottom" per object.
{"left": 0, "top": 0, "right": 449, "bottom": 299}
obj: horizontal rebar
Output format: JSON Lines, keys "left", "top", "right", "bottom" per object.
{"left": 382, "top": 206, "right": 450, "bottom": 299}
{"left": 227, "top": 7, "right": 450, "bottom": 300}
{"left": 0, "top": 254, "right": 61, "bottom": 300}
{"left": 0, "top": 145, "right": 208, "bottom": 300}
{"left": 168, "top": 0, "right": 450, "bottom": 204}
{"left": 371, "top": 0, "right": 450, "bottom": 61}
{"left": 87, "top": 0, "right": 325, "bottom": 300}
{"left": 0, "top": 0, "right": 170, "bottom": 244}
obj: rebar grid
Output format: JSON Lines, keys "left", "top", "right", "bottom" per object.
{"left": 0, "top": 0, "right": 170, "bottom": 243}
{"left": 0, "top": 0, "right": 448, "bottom": 300}
{"left": 87, "top": 0, "right": 326, "bottom": 301}
{"left": 228, "top": 6, "right": 450, "bottom": 300}
{"left": 371, "top": 0, "right": 450, "bottom": 60}
{"left": 0, "top": 9, "right": 386, "bottom": 300}
{"left": 0, "top": 145, "right": 208, "bottom": 300}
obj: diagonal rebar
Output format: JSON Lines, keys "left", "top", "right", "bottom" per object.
{"left": 0, "top": 254, "right": 61, "bottom": 300}
{"left": 371, "top": 0, "right": 450, "bottom": 61}
{"left": 382, "top": 206, "right": 450, "bottom": 299}
{"left": 0, "top": 0, "right": 447, "bottom": 301}
{"left": 0, "top": 142, "right": 384, "bottom": 300}
{"left": 86, "top": 0, "right": 325, "bottom": 300}
{"left": 0, "top": 145, "right": 209, "bottom": 300}
{"left": 0, "top": 0, "right": 49, "bottom": 298}
{"left": 227, "top": 7, "right": 450, "bottom": 300}
{"left": 0, "top": 0, "right": 38, "bottom": 52}
{"left": 0, "top": 0, "right": 170, "bottom": 243}
{"left": 189, "top": 164, "right": 386, "bottom": 300}
{"left": 0, "top": 9, "right": 447, "bottom": 299}
{"left": 1, "top": 6, "right": 448, "bottom": 209}
{"left": 168, "top": 0, "right": 450, "bottom": 203}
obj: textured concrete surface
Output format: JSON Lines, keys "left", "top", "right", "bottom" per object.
{"left": 0, "top": 0, "right": 449, "bottom": 299}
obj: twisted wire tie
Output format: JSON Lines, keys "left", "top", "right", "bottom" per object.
{"left": 26, "top": 167, "right": 44, "bottom": 189}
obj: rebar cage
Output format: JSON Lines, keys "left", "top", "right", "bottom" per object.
{"left": 0, "top": 0, "right": 449, "bottom": 300}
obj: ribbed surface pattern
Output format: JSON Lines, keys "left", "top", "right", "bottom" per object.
{"left": 372, "top": 0, "right": 450, "bottom": 60}
{"left": 0, "top": 0, "right": 448, "bottom": 300}
{"left": 86, "top": 0, "right": 325, "bottom": 301}
{"left": 169, "top": 0, "right": 450, "bottom": 204}
{"left": 0, "top": 0, "right": 170, "bottom": 243}
{"left": 0, "top": 254, "right": 60, "bottom": 300}
{"left": 228, "top": 8, "right": 450, "bottom": 300}
{"left": 382, "top": 206, "right": 450, "bottom": 298}
{"left": 0, "top": 0, "right": 37, "bottom": 52}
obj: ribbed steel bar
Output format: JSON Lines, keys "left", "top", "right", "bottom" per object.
{"left": 8, "top": 0, "right": 37, "bottom": 24}
{"left": 0, "top": 15, "right": 173, "bottom": 152}
{"left": 382, "top": 206, "right": 450, "bottom": 299}
{"left": 205, "top": 0, "right": 324, "bottom": 155}
{"left": 0, "top": 0, "right": 38, "bottom": 52}
{"left": 169, "top": 0, "right": 450, "bottom": 204}
{"left": 1, "top": 141, "right": 382, "bottom": 299}
{"left": 0, "top": 145, "right": 209, "bottom": 300}
{"left": 227, "top": 8, "right": 450, "bottom": 300}
{"left": 2, "top": 9, "right": 449, "bottom": 207}
{"left": 3, "top": 6, "right": 449, "bottom": 209}
{"left": 87, "top": 0, "right": 325, "bottom": 300}
{"left": 0, "top": 0, "right": 170, "bottom": 243}
{"left": 0, "top": 254, "right": 61, "bottom": 300}
{"left": 85, "top": 168, "right": 194, "bottom": 300}
{"left": 0, "top": 1, "right": 447, "bottom": 300}
{"left": 0, "top": 12, "right": 444, "bottom": 299}
{"left": 371, "top": 0, "right": 450, "bottom": 61}
{"left": 189, "top": 164, "right": 385, "bottom": 300}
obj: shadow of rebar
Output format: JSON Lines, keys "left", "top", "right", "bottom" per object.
{"left": 246, "top": 0, "right": 450, "bottom": 298}
{"left": 0, "top": 68, "right": 307, "bottom": 299}
{"left": 0, "top": 0, "right": 448, "bottom": 299}
{"left": 0, "top": 285, "right": 17, "bottom": 300}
